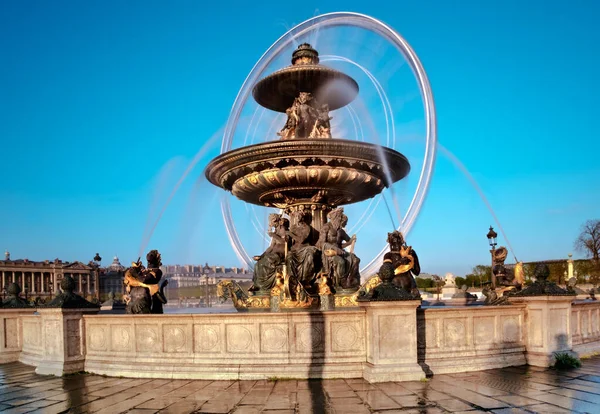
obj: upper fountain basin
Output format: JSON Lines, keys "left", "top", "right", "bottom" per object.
{"left": 252, "top": 65, "right": 359, "bottom": 113}
{"left": 205, "top": 139, "right": 410, "bottom": 208}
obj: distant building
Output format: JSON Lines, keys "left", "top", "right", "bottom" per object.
{"left": 0, "top": 250, "right": 99, "bottom": 300}
{"left": 162, "top": 262, "right": 252, "bottom": 288}
{"left": 99, "top": 256, "right": 126, "bottom": 299}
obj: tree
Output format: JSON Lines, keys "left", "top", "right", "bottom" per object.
{"left": 575, "top": 219, "right": 600, "bottom": 261}
{"left": 415, "top": 277, "right": 433, "bottom": 290}
{"left": 465, "top": 265, "right": 492, "bottom": 287}
{"left": 454, "top": 276, "right": 466, "bottom": 287}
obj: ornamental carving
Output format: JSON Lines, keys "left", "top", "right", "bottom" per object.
{"left": 194, "top": 325, "right": 220, "bottom": 352}
{"left": 164, "top": 326, "right": 187, "bottom": 353}
{"left": 226, "top": 325, "right": 253, "bottom": 353}
{"left": 136, "top": 325, "right": 160, "bottom": 352}
{"left": 260, "top": 325, "right": 288, "bottom": 353}
{"left": 332, "top": 323, "right": 360, "bottom": 352}
{"left": 89, "top": 326, "right": 107, "bottom": 351}
{"left": 444, "top": 319, "right": 467, "bottom": 348}
{"left": 296, "top": 324, "right": 323, "bottom": 352}
{"left": 111, "top": 325, "right": 132, "bottom": 351}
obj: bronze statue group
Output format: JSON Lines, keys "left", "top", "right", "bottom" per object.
{"left": 250, "top": 206, "right": 421, "bottom": 301}
{"left": 123, "top": 249, "right": 168, "bottom": 314}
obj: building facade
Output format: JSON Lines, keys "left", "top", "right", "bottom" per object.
{"left": 98, "top": 256, "right": 126, "bottom": 299}
{"left": 162, "top": 263, "right": 252, "bottom": 289}
{"left": 0, "top": 251, "right": 99, "bottom": 301}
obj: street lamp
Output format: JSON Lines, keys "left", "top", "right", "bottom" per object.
{"left": 202, "top": 267, "right": 210, "bottom": 308}
{"left": 487, "top": 226, "right": 498, "bottom": 288}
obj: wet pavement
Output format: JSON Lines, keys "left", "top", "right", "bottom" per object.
{"left": 2, "top": 357, "right": 600, "bottom": 413}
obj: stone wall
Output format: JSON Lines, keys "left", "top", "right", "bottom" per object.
{"left": 5, "top": 299, "right": 600, "bottom": 381}
{"left": 0, "top": 309, "right": 35, "bottom": 364}
{"left": 20, "top": 314, "right": 43, "bottom": 365}
{"left": 571, "top": 301, "right": 600, "bottom": 356}
{"left": 418, "top": 305, "right": 527, "bottom": 374}
{"left": 83, "top": 311, "right": 367, "bottom": 380}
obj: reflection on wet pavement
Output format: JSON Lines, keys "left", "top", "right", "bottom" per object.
{"left": 2, "top": 356, "right": 600, "bottom": 413}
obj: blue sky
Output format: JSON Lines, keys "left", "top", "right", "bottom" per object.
{"left": 1, "top": 0, "right": 598, "bottom": 276}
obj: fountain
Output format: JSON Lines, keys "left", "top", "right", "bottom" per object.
{"left": 205, "top": 43, "right": 415, "bottom": 311}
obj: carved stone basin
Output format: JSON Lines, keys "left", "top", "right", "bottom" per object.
{"left": 205, "top": 139, "right": 410, "bottom": 208}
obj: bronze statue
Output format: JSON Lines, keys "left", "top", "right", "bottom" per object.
{"left": 278, "top": 107, "right": 298, "bottom": 140}
{"left": 359, "top": 260, "right": 419, "bottom": 301}
{"left": 1, "top": 283, "right": 32, "bottom": 308}
{"left": 318, "top": 208, "right": 360, "bottom": 291}
{"left": 294, "top": 92, "right": 318, "bottom": 139}
{"left": 46, "top": 276, "right": 98, "bottom": 309}
{"left": 124, "top": 260, "right": 152, "bottom": 314}
{"left": 250, "top": 214, "right": 289, "bottom": 293}
{"left": 311, "top": 103, "right": 332, "bottom": 138}
{"left": 123, "top": 250, "right": 167, "bottom": 314}
{"left": 285, "top": 208, "right": 319, "bottom": 288}
{"left": 145, "top": 250, "right": 167, "bottom": 314}
{"left": 492, "top": 247, "right": 523, "bottom": 291}
{"left": 384, "top": 231, "right": 420, "bottom": 295}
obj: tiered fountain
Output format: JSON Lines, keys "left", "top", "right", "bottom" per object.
{"left": 206, "top": 43, "right": 412, "bottom": 311}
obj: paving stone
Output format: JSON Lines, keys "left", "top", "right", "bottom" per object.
{"left": 230, "top": 406, "right": 263, "bottom": 414}
{"left": 135, "top": 396, "right": 183, "bottom": 410}
{"left": 376, "top": 382, "right": 415, "bottom": 396}
{"left": 491, "top": 408, "right": 532, "bottom": 414}
{"left": 435, "top": 398, "right": 476, "bottom": 412}
{"left": 355, "top": 390, "right": 402, "bottom": 410}
{"left": 523, "top": 403, "right": 572, "bottom": 413}
{"left": 390, "top": 394, "right": 429, "bottom": 408}
{"left": 493, "top": 394, "right": 546, "bottom": 406}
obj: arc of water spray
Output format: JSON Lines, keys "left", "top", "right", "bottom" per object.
{"left": 139, "top": 131, "right": 222, "bottom": 256}
{"left": 220, "top": 13, "right": 438, "bottom": 276}
{"left": 437, "top": 144, "right": 518, "bottom": 263}
{"left": 321, "top": 54, "right": 403, "bottom": 231}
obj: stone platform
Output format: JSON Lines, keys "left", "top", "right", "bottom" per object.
{"left": 3, "top": 356, "right": 600, "bottom": 413}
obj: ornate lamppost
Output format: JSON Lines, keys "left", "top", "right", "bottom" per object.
{"left": 486, "top": 226, "right": 498, "bottom": 289}
{"left": 202, "top": 267, "right": 210, "bottom": 308}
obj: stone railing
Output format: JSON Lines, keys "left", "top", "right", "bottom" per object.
{"left": 571, "top": 300, "right": 600, "bottom": 355}
{"left": 418, "top": 305, "right": 527, "bottom": 374}
{"left": 83, "top": 310, "right": 367, "bottom": 380}
{"left": 5, "top": 296, "right": 600, "bottom": 381}
{"left": 0, "top": 309, "right": 36, "bottom": 364}
{"left": 20, "top": 314, "right": 43, "bottom": 365}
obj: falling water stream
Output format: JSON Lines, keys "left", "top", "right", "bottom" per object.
{"left": 138, "top": 131, "right": 222, "bottom": 256}
{"left": 438, "top": 144, "right": 518, "bottom": 262}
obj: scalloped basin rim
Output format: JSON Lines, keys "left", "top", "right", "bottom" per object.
{"left": 205, "top": 139, "right": 410, "bottom": 188}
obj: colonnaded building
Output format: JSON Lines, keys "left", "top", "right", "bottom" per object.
{"left": 0, "top": 250, "right": 100, "bottom": 301}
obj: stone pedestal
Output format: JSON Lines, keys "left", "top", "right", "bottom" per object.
{"left": 441, "top": 286, "right": 458, "bottom": 298}
{"left": 509, "top": 296, "right": 575, "bottom": 367}
{"left": 35, "top": 308, "right": 99, "bottom": 376}
{"left": 359, "top": 300, "right": 425, "bottom": 382}
{"left": 0, "top": 309, "right": 36, "bottom": 363}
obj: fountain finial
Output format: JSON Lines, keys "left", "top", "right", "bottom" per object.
{"left": 292, "top": 43, "right": 319, "bottom": 65}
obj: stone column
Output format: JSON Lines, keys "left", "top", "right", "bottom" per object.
{"left": 359, "top": 300, "right": 425, "bottom": 382}
{"left": 78, "top": 274, "right": 82, "bottom": 294}
{"left": 35, "top": 307, "right": 99, "bottom": 376}
{"left": 86, "top": 274, "right": 90, "bottom": 295}
{"left": 510, "top": 296, "right": 575, "bottom": 367}
{"left": 41, "top": 273, "right": 45, "bottom": 293}
{"left": 31, "top": 272, "right": 35, "bottom": 293}
{"left": 12, "top": 272, "right": 16, "bottom": 283}
{"left": 1, "top": 271, "right": 5, "bottom": 289}
{"left": 21, "top": 273, "right": 25, "bottom": 293}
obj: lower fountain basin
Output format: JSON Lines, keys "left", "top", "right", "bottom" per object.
{"left": 205, "top": 139, "right": 410, "bottom": 208}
